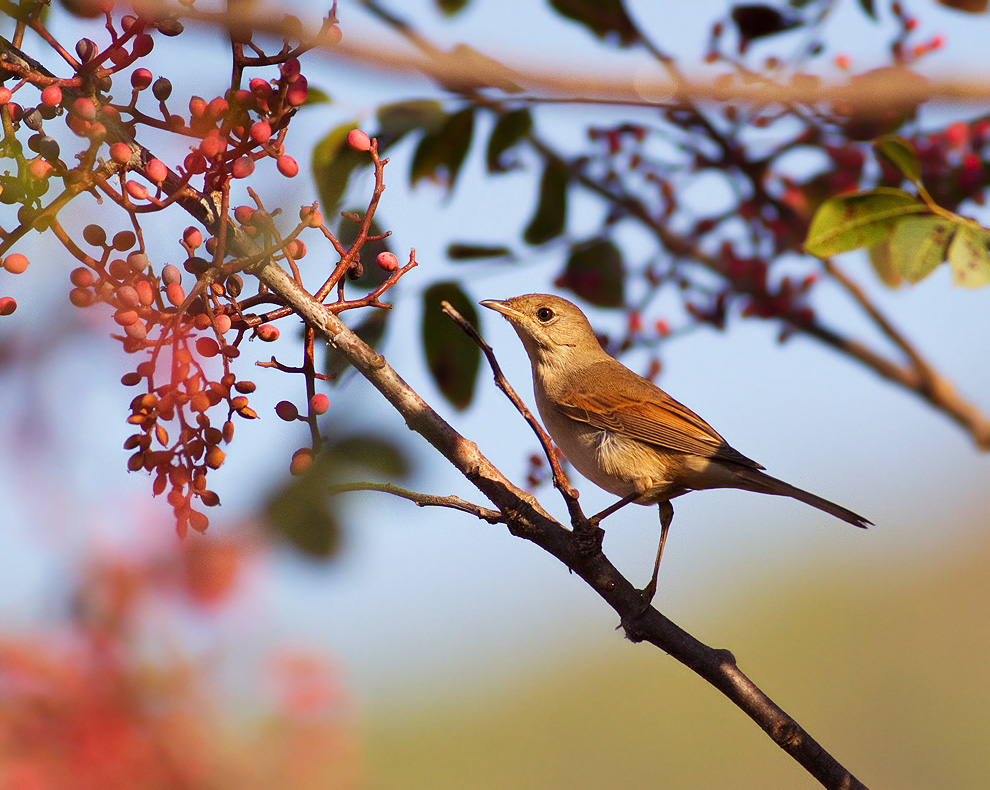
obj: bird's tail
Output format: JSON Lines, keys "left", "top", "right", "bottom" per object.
{"left": 736, "top": 469, "right": 872, "bottom": 528}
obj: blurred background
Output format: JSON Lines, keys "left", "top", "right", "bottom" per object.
{"left": 1, "top": 0, "right": 989, "bottom": 787}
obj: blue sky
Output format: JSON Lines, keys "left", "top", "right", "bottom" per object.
{"left": 1, "top": 0, "right": 989, "bottom": 714}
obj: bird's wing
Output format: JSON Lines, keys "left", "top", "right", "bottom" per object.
{"left": 557, "top": 377, "right": 764, "bottom": 470}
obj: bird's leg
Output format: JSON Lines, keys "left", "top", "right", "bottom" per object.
{"left": 640, "top": 501, "right": 673, "bottom": 609}
{"left": 589, "top": 491, "right": 641, "bottom": 525}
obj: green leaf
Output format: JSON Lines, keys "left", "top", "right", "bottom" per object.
{"left": 486, "top": 108, "right": 532, "bottom": 173}
{"left": 447, "top": 243, "right": 513, "bottom": 260}
{"left": 868, "top": 240, "right": 902, "bottom": 288}
{"left": 422, "top": 282, "right": 481, "bottom": 411}
{"left": 887, "top": 215, "right": 955, "bottom": 284}
{"left": 804, "top": 187, "right": 928, "bottom": 258}
{"left": 947, "top": 224, "right": 990, "bottom": 287}
{"left": 410, "top": 107, "right": 476, "bottom": 191}
{"left": 311, "top": 121, "right": 372, "bottom": 214}
{"left": 376, "top": 99, "right": 447, "bottom": 149}
{"left": 558, "top": 239, "right": 625, "bottom": 308}
{"left": 300, "top": 86, "right": 332, "bottom": 107}
{"left": 436, "top": 0, "right": 470, "bottom": 14}
{"left": 549, "top": 0, "right": 641, "bottom": 46}
{"left": 874, "top": 135, "right": 923, "bottom": 187}
{"left": 523, "top": 158, "right": 570, "bottom": 245}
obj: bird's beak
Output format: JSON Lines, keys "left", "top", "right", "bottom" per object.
{"left": 480, "top": 299, "right": 525, "bottom": 322}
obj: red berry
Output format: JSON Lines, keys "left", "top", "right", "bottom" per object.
{"left": 289, "top": 449, "right": 313, "bottom": 476}
{"left": 166, "top": 282, "right": 186, "bottom": 306}
{"left": 249, "top": 78, "right": 272, "bottom": 98}
{"left": 256, "top": 323, "right": 279, "bottom": 341}
{"left": 0, "top": 297, "right": 16, "bottom": 316}
{"left": 276, "top": 154, "right": 298, "bottom": 177}
{"left": 215, "top": 313, "right": 232, "bottom": 334}
{"left": 199, "top": 133, "right": 226, "bottom": 159}
{"left": 376, "top": 251, "right": 399, "bottom": 271}
{"left": 249, "top": 120, "right": 272, "bottom": 144}
{"left": 310, "top": 394, "right": 329, "bottom": 415}
{"left": 131, "top": 68, "right": 153, "bottom": 90}
{"left": 184, "top": 151, "right": 207, "bottom": 174}
{"left": 41, "top": 85, "right": 62, "bottom": 106}
{"left": 188, "top": 96, "right": 207, "bottom": 118}
{"left": 69, "top": 287, "right": 96, "bottom": 308}
{"left": 72, "top": 97, "right": 96, "bottom": 120}
{"left": 300, "top": 206, "right": 323, "bottom": 227}
{"left": 0, "top": 87, "right": 12, "bottom": 104}
{"left": 114, "top": 308, "right": 139, "bottom": 326}
{"left": 28, "top": 160, "right": 53, "bottom": 180}
{"left": 70, "top": 267, "right": 94, "bottom": 287}
{"left": 110, "top": 142, "right": 132, "bottom": 164}
{"left": 132, "top": 33, "right": 154, "bottom": 57}
{"left": 231, "top": 156, "right": 254, "bottom": 179}
{"left": 196, "top": 336, "right": 220, "bottom": 357}
{"left": 285, "top": 76, "right": 308, "bottom": 106}
{"left": 346, "top": 128, "right": 371, "bottom": 152}
{"left": 183, "top": 227, "right": 203, "bottom": 248}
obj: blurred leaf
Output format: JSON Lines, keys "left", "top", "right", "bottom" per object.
{"left": 523, "top": 158, "right": 570, "bottom": 245}
{"left": 266, "top": 479, "right": 341, "bottom": 559}
{"left": 447, "top": 243, "right": 513, "bottom": 260}
{"left": 487, "top": 108, "right": 532, "bottom": 173}
{"left": 947, "top": 224, "right": 990, "bottom": 287}
{"left": 868, "top": 240, "right": 902, "bottom": 288}
{"left": 937, "top": 0, "right": 988, "bottom": 11}
{"left": 422, "top": 282, "right": 481, "bottom": 411}
{"left": 443, "top": 45, "right": 523, "bottom": 93}
{"left": 410, "top": 107, "right": 476, "bottom": 191}
{"left": 731, "top": 4, "right": 802, "bottom": 42}
{"left": 804, "top": 187, "right": 927, "bottom": 257}
{"left": 376, "top": 99, "right": 447, "bottom": 149}
{"left": 301, "top": 86, "right": 332, "bottom": 106}
{"left": 436, "top": 0, "right": 470, "bottom": 13}
{"left": 887, "top": 215, "right": 954, "bottom": 284}
{"left": 324, "top": 309, "right": 389, "bottom": 382}
{"left": 558, "top": 239, "right": 625, "bottom": 307}
{"left": 311, "top": 121, "right": 371, "bottom": 214}
{"left": 874, "top": 135, "right": 922, "bottom": 188}
{"left": 549, "top": 0, "right": 640, "bottom": 46}
{"left": 265, "top": 435, "right": 409, "bottom": 559}
{"left": 856, "top": 0, "right": 877, "bottom": 19}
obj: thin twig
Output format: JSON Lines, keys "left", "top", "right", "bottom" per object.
{"left": 439, "top": 300, "right": 588, "bottom": 520}
{"left": 330, "top": 481, "right": 504, "bottom": 522}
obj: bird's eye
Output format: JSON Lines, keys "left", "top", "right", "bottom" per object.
{"left": 536, "top": 307, "right": 554, "bottom": 322}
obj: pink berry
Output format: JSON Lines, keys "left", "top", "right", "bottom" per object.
{"left": 376, "top": 251, "right": 399, "bottom": 271}
{"left": 199, "top": 133, "right": 226, "bottom": 159}
{"left": 116, "top": 284, "right": 140, "bottom": 308}
{"left": 27, "top": 160, "right": 53, "bottom": 180}
{"left": 0, "top": 87, "right": 12, "bottom": 104}
{"left": 0, "top": 297, "right": 17, "bottom": 316}
{"left": 346, "top": 128, "right": 371, "bottom": 152}
{"left": 256, "top": 323, "right": 279, "bottom": 342}
{"left": 215, "top": 313, "right": 232, "bottom": 334}
{"left": 300, "top": 206, "right": 323, "bottom": 227}
{"left": 249, "top": 78, "right": 272, "bottom": 98}
{"left": 231, "top": 156, "right": 254, "bottom": 179}
{"left": 126, "top": 180, "right": 149, "bottom": 200}
{"left": 234, "top": 205, "right": 254, "bottom": 224}
{"left": 72, "top": 97, "right": 97, "bottom": 120}
{"left": 145, "top": 158, "right": 167, "bottom": 183}
{"left": 276, "top": 154, "right": 298, "bottom": 177}
{"left": 188, "top": 96, "right": 207, "bottom": 118}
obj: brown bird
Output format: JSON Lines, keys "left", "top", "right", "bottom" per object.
{"left": 481, "top": 293, "right": 871, "bottom": 605}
